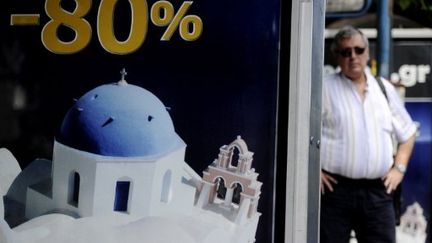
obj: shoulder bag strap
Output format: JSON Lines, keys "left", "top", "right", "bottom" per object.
{"left": 375, "top": 75, "right": 388, "bottom": 102}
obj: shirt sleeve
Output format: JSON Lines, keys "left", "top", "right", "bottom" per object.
{"left": 384, "top": 79, "right": 417, "bottom": 143}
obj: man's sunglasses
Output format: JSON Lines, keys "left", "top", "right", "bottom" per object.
{"left": 336, "top": 47, "right": 366, "bottom": 58}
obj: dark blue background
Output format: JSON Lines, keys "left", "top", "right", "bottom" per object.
{"left": 405, "top": 102, "right": 432, "bottom": 242}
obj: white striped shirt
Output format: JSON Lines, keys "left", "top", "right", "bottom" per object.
{"left": 321, "top": 68, "right": 417, "bottom": 179}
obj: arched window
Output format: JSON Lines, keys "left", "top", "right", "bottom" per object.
{"left": 232, "top": 183, "right": 243, "bottom": 204}
{"left": 114, "top": 181, "right": 131, "bottom": 212}
{"left": 68, "top": 171, "right": 80, "bottom": 207}
{"left": 228, "top": 144, "right": 245, "bottom": 167}
{"left": 230, "top": 147, "right": 241, "bottom": 167}
{"left": 161, "top": 170, "right": 172, "bottom": 203}
{"left": 215, "top": 177, "right": 227, "bottom": 200}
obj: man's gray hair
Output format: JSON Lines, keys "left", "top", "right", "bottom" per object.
{"left": 330, "top": 26, "right": 369, "bottom": 55}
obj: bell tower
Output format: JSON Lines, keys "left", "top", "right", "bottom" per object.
{"left": 197, "top": 136, "right": 262, "bottom": 225}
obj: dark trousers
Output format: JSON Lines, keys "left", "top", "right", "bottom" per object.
{"left": 320, "top": 173, "right": 396, "bottom": 243}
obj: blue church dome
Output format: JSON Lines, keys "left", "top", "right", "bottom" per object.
{"left": 58, "top": 81, "right": 184, "bottom": 157}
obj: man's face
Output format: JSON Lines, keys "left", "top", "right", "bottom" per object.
{"left": 335, "top": 34, "right": 369, "bottom": 81}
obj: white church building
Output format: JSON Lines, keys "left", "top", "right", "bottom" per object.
{"left": 0, "top": 74, "right": 262, "bottom": 243}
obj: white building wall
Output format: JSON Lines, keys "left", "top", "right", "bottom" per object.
{"left": 93, "top": 161, "right": 157, "bottom": 216}
{"left": 89, "top": 145, "right": 195, "bottom": 218}
{"left": 51, "top": 142, "right": 98, "bottom": 217}
{"left": 0, "top": 148, "right": 21, "bottom": 197}
{"left": 231, "top": 214, "right": 260, "bottom": 243}
{"left": 148, "top": 147, "right": 195, "bottom": 216}
{"left": 28, "top": 142, "right": 196, "bottom": 220}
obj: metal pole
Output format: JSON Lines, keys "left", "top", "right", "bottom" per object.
{"left": 308, "top": 0, "right": 325, "bottom": 243}
{"left": 377, "top": 0, "right": 391, "bottom": 78}
{"left": 285, "top": 0, "right": 325, "bottom": 242}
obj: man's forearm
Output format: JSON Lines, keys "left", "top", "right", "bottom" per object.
{"left": 394, "top": 134, "right": 416, "bottom": 167}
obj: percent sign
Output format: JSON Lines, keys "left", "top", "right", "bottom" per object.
{"left": 151, "top": 1, "right": 203, "bottom": 41}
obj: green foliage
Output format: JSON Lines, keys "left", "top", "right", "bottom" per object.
{"left": 422, "top": 0, "right": 432, "bottom": 10}
{"left": 398, "top": 0, "right": 411, "bottom": 10}
{"left": 397, "top": 0, "right": 432, "bottom": 10}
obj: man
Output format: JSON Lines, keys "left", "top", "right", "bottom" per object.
{"left": 320, "top": 26, "right": 417, "bottom": 243}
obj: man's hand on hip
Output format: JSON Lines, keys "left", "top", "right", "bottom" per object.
{"left": 382, "top": 167, "right": 404, "bottom": 194}
{"left": 321, "top": 171, "right": 338, "bottom": 194}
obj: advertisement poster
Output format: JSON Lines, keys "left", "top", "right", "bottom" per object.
{"left": 0, "top": 0, "right": 282, "bottom": 242}
{"left": 394, "top": 41, "right": 432, "bottom": 243}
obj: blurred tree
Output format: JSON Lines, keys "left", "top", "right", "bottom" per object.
{"left": 397, "top": 0, "right": 432, "bottom": 10}
{"left": 395, "top": 0, "right": 432, "bottom": 27}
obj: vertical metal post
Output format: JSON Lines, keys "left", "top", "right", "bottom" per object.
{"left": 377, "top": 0, "right": 391, "bottom": 78}
{"left": 308, "top": 0, "right": 325, "bottom": 242}
{"left": 285, "top": 1, "right": 313, "bottom": 242}
{"left": 285, "top": 0, "right": 325, "bottom": 242}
